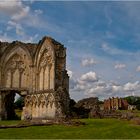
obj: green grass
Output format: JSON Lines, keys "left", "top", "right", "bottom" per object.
{"left": 15, "top": 109, "right": 22, "bottom": 118}
{"left": 0, "top": 118, "right": 140, "bottom": 139}
{"left": 0, "top": 120, "right": 21, "bottom": 125}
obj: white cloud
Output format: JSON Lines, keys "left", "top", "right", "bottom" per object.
{"left": 114, "top": 63, "right": 126, "bottom": 69}
{"left": 0, "top": 0, "right": 64, "bottom": 43}
{"left": 11, "top": 6, "right": 30, "bottom": 21}
{"left": 34, "top": 9, "right": 43, "bottom": 15}
{"left": 85, "top": 80, "right": 140, "bottom": 99}
{"left": 0, "top": 0, "right": 46, "bottom": 42}
{"left": 81, "top": 58, "right": 97, "bottom": 67}
{"left": 7, "top": 20, "right": 24, "bottom": 36}
{"left": 67, "top": 70, "right": 73, "bottom": 78}
{"left": 0, "top": 1, "right": 31, "bottom": 39}
{"left": 0, "top": 0, "right": 22, "bottom": 12}
{"left": 82, "top": 80, "right": 115, "bottom": 98}
{"left": 136, "top": 66, "right": 140, "bottom": 72}
{"left": 101, "top": 43, "right": 110, "bottom": 51}
{"left": 0, "top": 0, "right": 30, "bottom": 21}
{"left": 112, "top": 85, "right": 122, "bottom": 92}
{"left": 101, "top": 42, "right": 133, "bottom": 56}
{"left": 24, "top": 34, "right": 39, "bottom": 43}
{"left": 70, "top": 71, "right": 99, "bottom": 92}
{"left": 70, "top": 70, "right": 140, "bottom": 100}
{"left": 80, "top": 71, "right": 99, "bottom": 82}
{"left": 123, "top": 81, "right": 140, "bottom": 92}
{"left": 101, "top": 42, "right": 121, "bottom": 55}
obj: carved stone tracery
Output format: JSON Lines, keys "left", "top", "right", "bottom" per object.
{"left": 4, "top": 53, "right": 29, "bottom": 88}
{"left": 38, "top": 47, "right": 53, "bottom": 91}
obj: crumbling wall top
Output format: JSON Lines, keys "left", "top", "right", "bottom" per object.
{"left": 0, "top": 36, "right": 66, "bottom": 59}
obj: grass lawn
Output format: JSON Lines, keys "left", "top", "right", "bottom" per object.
{"left": 0, "top": 118, "right": 140, "bottom": 139}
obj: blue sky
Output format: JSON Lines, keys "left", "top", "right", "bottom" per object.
{"left": 0, "top": 1, "right": 140, "bottom": 101}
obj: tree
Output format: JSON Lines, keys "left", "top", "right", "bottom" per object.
{"left": 124, "top": 96, "right": 140, "bottom": 110}
{"left": 14, "top": 96, "right": 24, "bottom": 109}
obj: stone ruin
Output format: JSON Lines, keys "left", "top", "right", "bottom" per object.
{"left": 104, "top": 97, "right": 128, "bottom": 111}
{"left": 69, "top": 97, "right": 100, "bottom": 118}
{"left": 0, "top": 36, "right": 70, "bottom": 121}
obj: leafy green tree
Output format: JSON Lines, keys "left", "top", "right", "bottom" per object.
{"left": 14, "top": 96, "right": 24, "bottom": 109}
{"left": 124, "top": 96, "right": 140, "bottom": 110}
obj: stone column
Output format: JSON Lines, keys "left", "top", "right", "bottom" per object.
{"left": 0, "top": 92, "right": 2, "bottom": 120}
{"left": 28, "top": 65, "right": 33, "bottom": 92}
{"left": 44, "top": 66, "right": 48, "bottom": 90}
{"left": 11, "top": 70, "right": 14, "bottom": 88}
{"left": 30, "top": 65, "right": 36, "bottom": 92}
{"left": 19, "top": 69, "right": 24, "bottom": 88}
{"left": 39, "top": 68, "right": 44, "bottom": 90}
{"left": 29, "top": 65, "right": 36, "bottom": 92}
{"left": 5, "top": 70, "right": 11, "bottom": 88}
{"left": 47, "top": 65, "right": 51, "bottom": 89}
{"left": 43, "top": 67, "right": 45, "bottom": 90}
{"left": 50, "top": 62, "right": 55, "bottom": 89}
{"left": 36, "top": 72, "right": 39, "bottom": 91}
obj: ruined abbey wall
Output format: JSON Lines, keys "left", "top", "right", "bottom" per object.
{"left": 0, "top": 36, "right": 70, "bottom": 120}
{"left": 104, "top": 97, "right": 128, "bottom": 111}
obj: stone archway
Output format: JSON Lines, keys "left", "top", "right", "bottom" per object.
{"left": 3, "top": 50, "right": 31, "bottom": 89}
{"left": 0, "top": 90, "right": 27, "bottom": 120}
{"left": 0, "top": 36, "right": 70, "bottom": 121}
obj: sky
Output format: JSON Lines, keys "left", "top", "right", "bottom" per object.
{"left": 0, "top": 1, "right": 140, "bottom": 101}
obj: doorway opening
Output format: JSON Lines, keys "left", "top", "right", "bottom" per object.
{"left": 4, "top": 90, "right": 24, "bottom": 120}
{"left": 14, "top": 93, "right": 24, "bottom": 120}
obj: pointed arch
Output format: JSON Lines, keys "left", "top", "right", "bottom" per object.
{"left": 34, "top": 38, "right": 55, "bottom": 68}
{"left": 34, "top": 38, "right": 55, "bottom": 90}
{"left": 1, "top": 45, "right": 32, "bottom": 67}
{"left": 1, "top": 46, "right": 33, "bottom": 89}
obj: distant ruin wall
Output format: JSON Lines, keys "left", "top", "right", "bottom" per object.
{"left": 104, "top": 97, "right": 128, "bottom": 110}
